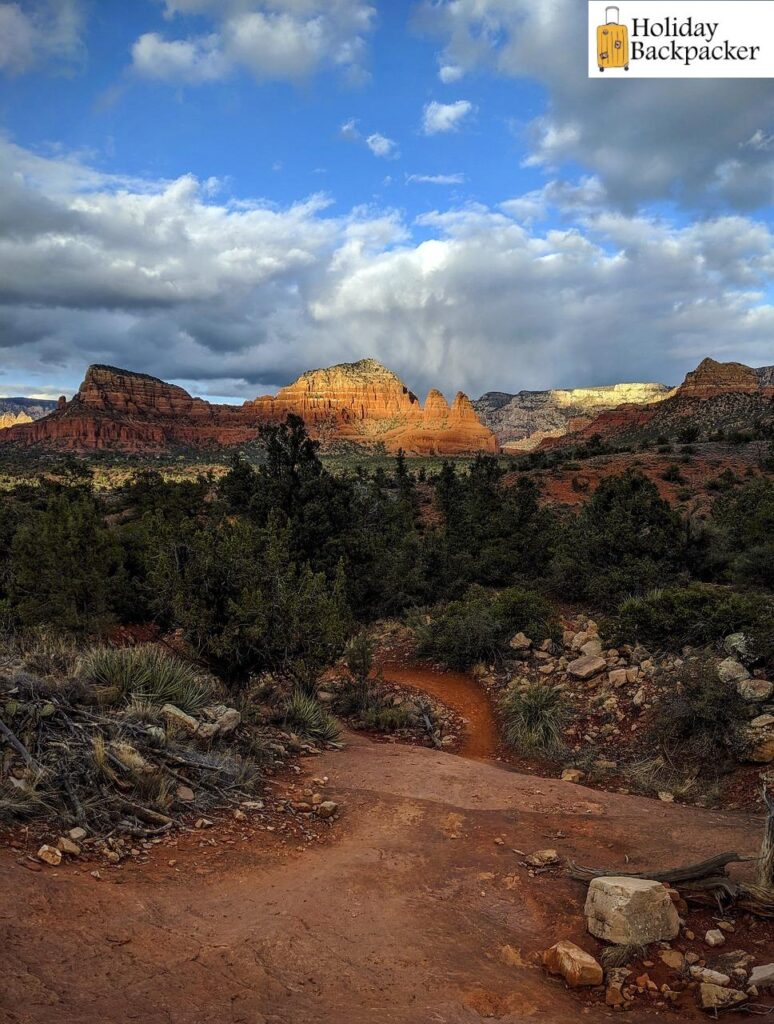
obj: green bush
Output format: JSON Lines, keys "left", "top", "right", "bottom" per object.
{"left": 77, "top": 645, "right": 214, "bottom": 713}
{"left": 500, "top": 682, "right": 568, "bottom": 757}
{"left": 416, "top": 586, "right": 559, "bottom": 669}
{"left": 283, "top": 689, "right": 341, "bottom": 743}
{"left": 642, "top": 658, "right": 747, "bottom": 769}
{"left": 603, "top": 584, "right": 773, "bottom": 651}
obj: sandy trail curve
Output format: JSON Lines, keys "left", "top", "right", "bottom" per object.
{"left": 378, "top": 661, "right": 500, "bottom": 759}
{"left": 1, "top": 667, "right": 766, "bottom": 1024}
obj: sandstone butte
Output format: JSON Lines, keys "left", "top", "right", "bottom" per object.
{"left": 539, "top": 358, "right": 774, "bottom": 450}
{"left": 0, "top": 359, "right": 498, "bottom": 456}
{"left": 0, "top": 411, "right": 33, "bottom": 430}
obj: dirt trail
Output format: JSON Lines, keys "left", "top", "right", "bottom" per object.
{"left": 1, "top": 666, "right": 768, "bottom": 1024}
{"left": 378, "top": 661, "right": 499, "bottom": 759}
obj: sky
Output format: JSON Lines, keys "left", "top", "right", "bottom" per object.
{"left": 0, "top": 0, "right": 773, "bottom": 403}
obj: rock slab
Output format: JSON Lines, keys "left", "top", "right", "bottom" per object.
{"left": 543, "top": 941, "right": 603, "bottom": 987}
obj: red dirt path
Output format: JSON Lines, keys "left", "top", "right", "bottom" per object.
{"left": 2, "top": 667, "right": 770, "bottom": 1024}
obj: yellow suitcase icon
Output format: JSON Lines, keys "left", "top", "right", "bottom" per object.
{"left": 598, "top": 6, "right": 629, "bottom": 71}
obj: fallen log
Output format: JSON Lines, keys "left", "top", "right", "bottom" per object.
{"left": 568, "top": 851, "right": 750, "bottom": 884}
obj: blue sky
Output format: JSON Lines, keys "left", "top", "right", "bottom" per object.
{"left": 0, "top": 0, "right": 772, "bottom": 402}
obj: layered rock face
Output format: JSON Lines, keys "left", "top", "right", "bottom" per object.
{"left": 475, "top": 383, "right": 671, "bottom": 451}
{"left": 0, "top": 360, "right": 497, "bottom": 456}
{"left": 542, "top": 358, "right": 774, "bottom": 449}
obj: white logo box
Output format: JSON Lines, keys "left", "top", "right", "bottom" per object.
{"left": 588, "top": 1, "right": 774, "bottom": 77}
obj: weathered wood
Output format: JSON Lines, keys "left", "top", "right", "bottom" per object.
{"left": 568, "top": 851, "right": 749, "bottom": 884}
{"left": 114, "top": 799, "right": 172, "bottom": 827}
{"left": 756, "top": 786, "right": 774, "bottom": 889}
{"left": 0, "top": 716, "right": 41, "bottom": 773}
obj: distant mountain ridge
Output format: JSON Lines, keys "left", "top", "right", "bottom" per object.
{"left": 475, "top": 382, "right": 672, "bottom": 451}
{"left": 0, "top": 360, "right": 497, "bottom": 456}
{"left": 0, "top": 397, "right": 59, "bottom": 431}
{"left": 539, "top": 358, "right": 774, "bottom": 449}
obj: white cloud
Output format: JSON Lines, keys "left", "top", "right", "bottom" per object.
{"left": 0, "top": 140, "right": 772, "bottom": 401}
{"left": 406, "top": 173, "right": 466, "bottom": 185}
{"left": 131, "top": 0, "right": 375, "bottom": 85}
{"left": 417, "top": 0, "right": 774, "bottom": 210}
{"left": 422, "top": 100, "right": 474, "bottom": 135}
{"left": 438, "top": 63, "right": 464, "bottom": 83}
{"left": 366, "top": 133, "right": 399, "bottom": 159}
{"left": 0, "top": 0, "right": 83, "bottom": 75}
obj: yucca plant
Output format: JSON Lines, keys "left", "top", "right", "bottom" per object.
{"left": 77, "top": 645, "right": 214, "bottom": 714}
{"left": 500, "top": 682, "right": 568, "bottom": 757}
{"left": 284, "top": 689, "right": 341, "bottom": 744}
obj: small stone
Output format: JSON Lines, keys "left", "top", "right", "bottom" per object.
{"left": 176, "top": 785, "right": 195, "bottom": 802}
{"left": 717, "top": 658, "right": 750, "bottom": 685}
{"left": 509, "top": 632, "right": 532, "bottom": 651}
{"left": 68, "top": 827, "right": 87, "bottom": 842}
{"left": 525, "top": 849, "right": 560, "bottom": 868}
{"left": 690, "top": 966, "right": 731, "bottom": 986}
{"left": 567, "top": 655, "right": 607, "bottom": 680}
{"left": 697, "top": 983, "right": 747, "bottom": 1010}
{"left": 608, "top": 669, "right": 628, "bottom": 688}
{"left": 233, "top": 809, "right": 246, "bottom": 821}
{"left": 749, "top": 964, "right": 774, "bottom": 989}
{"left": 543, "top": 940, "right": 603, "bottom": 987}
{"left": 561, "top": 768, "right": 585, "bottom": 784}
{"left": 195, "top": 818, "right": 214, "bottom": 829}
{"left": 56, "top": 837, "right": 81, "bottom": 856}
{"left": 315, "top": 801, "right": 338, "bottom": 819}
{"left": 580, "top": 639, "right": 603, "bottom": 658}
{"left": 660, "top": 950, "right": 684, "bottom": 970}
{"left": 738, "top": 678, "right": 774, "bottom": 703}
{"left": 705, "top": 929, "right": 725, "bottom": 948}
{"left": 37, "top": 844, "right": 61, "bottom": 866}
{"left": 161, "top": 704, "right": 199, "bottom": 735}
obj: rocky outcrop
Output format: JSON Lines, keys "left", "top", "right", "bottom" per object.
{"left": 475, "top": 383, "right": 672, "bottom": 451}
{"left": 0, "top": 360, "right": 497, "bottom": 456}
{"left": 540, "top": 358, "right": 774, "bottom": 450}
{"left": 0, "top": 411, "right": 33, "bottom": 430}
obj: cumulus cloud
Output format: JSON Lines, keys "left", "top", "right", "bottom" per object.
{"left": 0, "top": 139, "right": 772, "bottom": 402}
{"left": 340, "top": 120, "right": 399, "bottom": 159}
{"left": 422, "top": 99, "right": 475, "bottom": 135}
{"left": 366, "top": 133, "right": 399, "bottom": 159}
{"left": 417, "top": 0, "right": 774, "bottom": 210}
{"left": 131, "top": 0, "right": 375, "bottom": 85}
{"left": 0, "top": 0, "right": 84, "bottom": 75}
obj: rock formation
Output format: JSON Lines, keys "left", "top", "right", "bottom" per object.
{"left": 0, "top": 360, "right": 497, "bottom": 456}
{"left": 475, "top": 383, "right": 672, "bottom": 451}
{"left": 541, "top": 358, "right": 774, "bottom": 449}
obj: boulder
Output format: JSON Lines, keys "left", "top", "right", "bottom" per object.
{"left": 738, "top": 678, "right": 774, "bottom": 702}
{"left": 584, "top": 877, "right": 680, "bottom": 945}
{"left": 698, "top": 984, "right": 747, "bottom": 1011}
{"left": 724, "top": 632, "right": 754, "bottom": 664}
{"left": 567, "top": 655, "right": 607, "bottom": 681}
{"left": 717, "top": 658, "right": 750, "bottom": 685}
{"left": 214, "top": 707, "right": 241, "bottom": 737}
{"left": 543, "top": 941, "right": 603, "bottom": 987}
{"left": 749, "top": 964, "right": 774, "bottom": 990}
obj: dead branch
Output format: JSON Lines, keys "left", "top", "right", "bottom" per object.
{"left": 568, "top": 851, "right": 749, "bottom": 884}
{"left": 0, "top": 716, "right": 41, "bottom": 773}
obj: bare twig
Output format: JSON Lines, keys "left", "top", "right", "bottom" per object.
{"left": 0, "top": 716, "right": 41, "bottom": 773}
